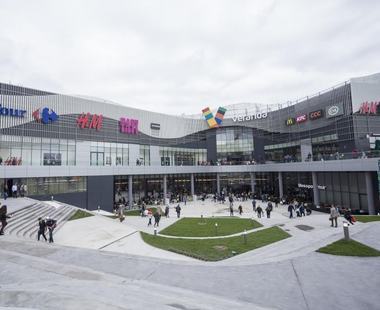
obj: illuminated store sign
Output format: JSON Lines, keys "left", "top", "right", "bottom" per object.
{"left": 77, "top": 113, "right": 103, "bottom": 130}
{"left": 309, "top": 110, "right": 323, "bottom": 120}
{"left": 326, "top": 103, "right": 344, "bottom": 119}
{"left": 0, "top": 104, "right": 27, "bottom": 118}
{"left": 32, "top": 107, "right": 59, "bottom": 124}
{"left": 232, "top": 112, "right": 267, "bottom": 122}
{"left": 202, "top": 107, "right": 226, "bottom": 128}
{"left": 296, "top": 114, "right": 307, "bottom": 123}
{"left": 358, "top": 101, "right": 379, "bottom": 115}
{"left": 298, "top": 183, "right": 326, "bottom": 190}
{"left": 120, "top": 117, "right": 139, "bottom": 134}
{"left": 285, "top": 118, "right": 295, "bottom": 126}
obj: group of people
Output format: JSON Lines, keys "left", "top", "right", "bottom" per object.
{"left": 328, "top": 205, "right": 356, "bottom": 227}
{"left": 3, "top": 183, "right": 28, "bottom": 199}
{"left": 145, "top": 204, "right": 182, "bottom": 227}
{"left": 287, "top": 201, "right": 312, "bottom": 219}
{"left": 37, "top": 217, "right": 57, "bottom": 243}
{"left": 252, "top": 199, "right": 275, "bottom": 218}
{"left": 0, "top": 204, "right": 56, "bottom": 241}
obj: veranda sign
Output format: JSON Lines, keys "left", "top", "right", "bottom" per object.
{"left": 232, "top": 112, "right": 267, "bottom": 122}
{"left": 298, "top": 183, "right": 327, "bottom": 190}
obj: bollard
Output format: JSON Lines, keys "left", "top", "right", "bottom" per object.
{"left": 51, "top": 195, "right": 54, "bottom": 201}
{"left": 243, "top": 229, "right": 247, "bottom": 244}
{"left": 154, "top": 228, "right": 157, "bottom": 236}
{"left": 215, "top": 222, "right": 218, "bottom": 235}
{"left": 98, "top": 205, "right": 100, "bottom": 212}
{"left": 343, "top": 222, "right": 350, "bottom": 240}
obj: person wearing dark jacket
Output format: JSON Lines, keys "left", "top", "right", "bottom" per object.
{"left": 45, "top": 217, "right": 57, "bottom": 243}
{"left": 175, "top": 204, "right": 181, "bottom": 218}
{"left": 153, "top": 211, "right": 161, "bottom": 227}
{"left": 288, "top": 204, "right": 295, "bottom": 218}
{"left": 0, "top": 205, "right": 11, "bottom": 235}
{"left": 266, "top": 202, "right": 273, "bottom": 218}
{"left": 256, "top": 206, "right": 263, "bottom": 218}
{"left": 37, "top": 217, "right": 47, "bottom": 241}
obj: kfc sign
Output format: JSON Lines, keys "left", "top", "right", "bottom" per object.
{"left": 296, "top": 114, "right": 307, "bottom": 123}
{"left": 309, "top": 110, "right": 323, "bottom": 120}
{"left": 77, "top": 113, "right": 103, "bottom": 130}
{"left": 120, "top": 117, "right": 138, "bottom": 134}
{"left": 359, "top": 101, "right": 379, "bottom": 115}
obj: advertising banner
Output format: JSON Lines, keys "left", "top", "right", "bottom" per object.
{"left": 326, "top": 102, "right": 344, "bottom": 119}
{"left": 350, "top": 73, "right": 380, "bottom": 113}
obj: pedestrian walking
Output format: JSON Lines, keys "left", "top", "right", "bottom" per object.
{"left": 45, "top": 217, "right": 57, "bottom": 243}
{"left": 12, "top": 184, "right": 17, "bottom": 198}
{"left": 0, "top": 205, "right": 11, "bottom": 235}
{"left": 238, "top": 205, "right": 243, "bottom": 215}
{"left": 147, "top": 209, "right": 153, "bottom": 226}
{"left": 299, "top": 203, "right": 305, "bottom": 217}
{"left": 37, "top": 217, "right": 47, "bottom": 241}
{"left": 165, "top": 205, "right": 170, "bottom": 218}
{"left": 153, "top": 211, "right": 161, "bottom": 227}
{"left": 252, "top": 199, "right": 256, "bottom": 212}
{"left": 329, "top": 205, "right": 339, "bottom": 227}
{"left": 256, "top": 206, "right": 263, "bottom": 218}
{"left": 175, "top": 204, "right": 181, "bottom": 218}
{"left": 229, "top": 204, "right": 234, "bottom": 216}
{"left": 288, "top": 204, "right": 294, "bottom": 219}
{"left": 266, "top": 202, "right": 273, "bottom": 218}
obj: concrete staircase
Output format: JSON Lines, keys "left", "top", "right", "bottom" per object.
{"left": 6, "top": 200, "right": 76, "bottom": 240}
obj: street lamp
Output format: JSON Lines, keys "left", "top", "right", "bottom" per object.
{"left": 243, "top": 229, "right": 247, "bottom": 244}
{"left": 343, "top": 221, "right": 350, "bottom": 240}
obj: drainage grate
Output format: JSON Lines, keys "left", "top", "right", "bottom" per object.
{"left": 295, "top": 225, "right": 314, "bottom": 231}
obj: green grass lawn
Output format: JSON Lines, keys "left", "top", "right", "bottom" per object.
{"left": 124, "top": 207, "right": 158, "bottom": 216}
{"left": 159, "top": 217, "right": 262, "bottom": 237}
{"left": 355, "top": 215, "right": 380, "bottom": 223}
{"left": 317, "top": 239, "right": 380, "bottom": 257}
{"left": 141, "top": 226, "right": 290, "bottom": 261}
{"left": 68, "top": 209, "right": 94, "bottom": 221}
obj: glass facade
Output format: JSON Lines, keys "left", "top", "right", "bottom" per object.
{"left": 2, "top": 176, "right": 86, "bottom": 197}
{"left": 216, "top": 127, "right": 254, "bottom": 164}
{"left": 159, "top": 147, "right": 206, "bottom": 166}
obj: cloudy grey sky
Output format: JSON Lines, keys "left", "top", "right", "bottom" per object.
{"left": 0, "top": 0, "right": 379, "bottom": 115}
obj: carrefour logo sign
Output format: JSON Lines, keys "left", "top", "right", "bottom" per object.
{"left": 32, "top": 107, "right": 59, "bottom": 124}
{"left": 0, "top": 104, "right": 27, "bottom": 118}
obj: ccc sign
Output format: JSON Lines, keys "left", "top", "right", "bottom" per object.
{"left": 309, "top": 110, "right": 323, "bottom": 120}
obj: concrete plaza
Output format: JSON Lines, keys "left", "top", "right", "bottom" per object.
{"left": 1, "top": 198, "right": 379, "bottom": 309}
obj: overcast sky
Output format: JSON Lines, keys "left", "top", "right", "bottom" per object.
{"left": 0, "top": 0, "right": 379, "bottom": 115}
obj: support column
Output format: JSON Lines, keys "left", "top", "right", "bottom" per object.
{"left": 216, "top": 173, "right": 221, "bottom": 194}
{"left": 190, "top": 173, "right": 195, "bottom": 196}
{"left": 365, "top": 172, "right": 375, "bottom": 215}
{"left": 250, "top": 172, "right": 256, "bottom": 194}
{"left": 278, "top": 172, "right": 284, "bottom": 199}
{"left": 128, "top": 175, "right": 133, "bottom": 208}
{"left": 312, "top": 171, "right": 320, "bottom": 207}
{"left": 163, "top": 175, "right": 167, "bottom": 205}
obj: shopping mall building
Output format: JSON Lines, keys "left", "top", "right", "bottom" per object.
{"left": 1, "top": 73, "right": 380, "bottom": 214}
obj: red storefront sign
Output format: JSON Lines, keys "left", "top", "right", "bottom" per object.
{"left": 296, "top": 114, "right": 307, "bottom": 123}
{"left": 309, "top": 109, "right": 323, "bottom": 120}
{"left": 120, "top": 117, "right": 139, "bottom": 134}
{"left": 359, "top": 101, "right": 379, "bottom": 115}
{"left": 77, "top": 113, "right": 103, "bottom": 130}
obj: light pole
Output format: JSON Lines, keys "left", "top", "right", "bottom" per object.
{"left": 343, "top": 221, "right": 350, "bottom": 240}
{"left": 243, "top": 229, "right": 247, "bottom": 244}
